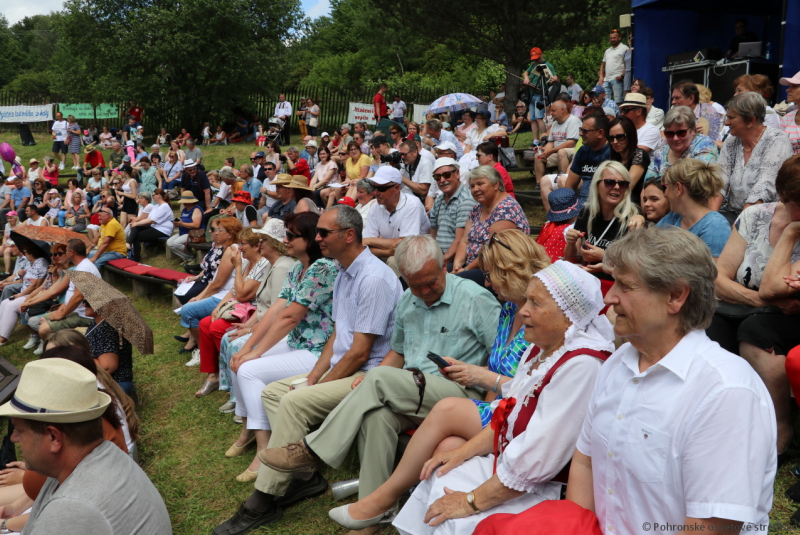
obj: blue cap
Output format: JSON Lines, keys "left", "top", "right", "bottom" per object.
{"left": 590, "top": 85, "right": 605, "bottom": 95}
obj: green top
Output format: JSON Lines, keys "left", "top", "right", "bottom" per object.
{"left": 390, "top": 273, "right": 500, "bottom": 376}
{"left": 525, "top": 60, "right": 556, "bottom": 92}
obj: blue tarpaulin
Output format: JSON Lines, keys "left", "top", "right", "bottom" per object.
{"left": 631, "top": 0, "right": 797, "bottom": 109}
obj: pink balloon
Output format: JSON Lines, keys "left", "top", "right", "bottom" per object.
{"left": 0, "top": 143, "right": 15, "bottom": 164}
{"left": 12, "top": 164, "right": 24, "bottom": 177}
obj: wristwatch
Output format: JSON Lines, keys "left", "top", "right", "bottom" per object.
{"left": 1, "top": 518, "right": 11, "bottom": 533}
{"left": 466, "top": 491, "right": 481, "bottom": 513}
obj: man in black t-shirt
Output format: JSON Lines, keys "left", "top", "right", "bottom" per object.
{"left": 180, "top": 159, "right": 211, "bottom": 210}
{"left": 565, "top": 112, "right": 611, "bottom": 209}
{"left": 725, "top": 19, "right": 759, "bottom": 59}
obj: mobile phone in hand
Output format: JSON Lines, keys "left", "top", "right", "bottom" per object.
{"left": 426, "top": 351, "right": 450, "bottom": 370}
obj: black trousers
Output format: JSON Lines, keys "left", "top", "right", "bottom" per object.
{"left": 127, "top": 226, "right": 169, "bottom": 261}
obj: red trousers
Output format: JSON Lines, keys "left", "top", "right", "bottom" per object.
{"left": 786, "top": 345, "right": 800, "bottom": 401}
{"left": 198, "top": 315, "right": 234, "bottom": 374}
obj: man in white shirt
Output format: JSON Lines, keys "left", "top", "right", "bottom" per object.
{"left": 421, "top": 119, "right": 463, "bottom": 159}
{"left": 565, "top": 74, "right": 582, "bottom": 102}
{"left": 51, "top": 112, "right": 69, "bottom": 171}
{"left": 273, "top": 94, "right": 292, "bottom": 145}
{"left": 258, "top": 162, "right": 279, "bottom": 217}
{"left": 643, "top": 87, "right": 665, "bottom": 130}
{"left": 398, "top": 140, "right": 433, "bottom": 199}
{"left": 599, "top": 29, "right": 629, "bottom": 104}
{"left": 36, "top": 239, "right": 100, "bottom": 338}
{"left": 619, "top": 93, "right": 661, "bottom": 153}
{"left": 363, "top": 166, "right": 431, "bottom": 267}
{"left": 391, "top": 96, "right": 407, "bottom": 121}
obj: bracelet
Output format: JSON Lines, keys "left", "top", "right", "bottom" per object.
{"left": 492, "top": 374, "right": 502, "bottom": 393}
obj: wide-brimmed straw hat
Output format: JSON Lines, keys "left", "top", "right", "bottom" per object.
{"left": 270, "top": 174, "right": 313, "bottom": 191}
{"left": 0, "top": 359, "right": 111, "bottom": 423}
{"left": 177, "top": 192, "right": 200, "bottom": 204}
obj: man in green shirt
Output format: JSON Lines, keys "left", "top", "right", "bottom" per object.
{"left": 522, "top": 46, "right": 557, "bottom": 142}
{"left": 259, "top": 234, "right": 500, "bottom": 510}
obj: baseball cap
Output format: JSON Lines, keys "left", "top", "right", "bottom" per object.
{"left": 590, "top": 85, "right": 605, "bottom": 95}
{"left": 434, "top": 142, "right": 458, "bottom": 154}
{"left": 338, "top": 196, "right": 356, "bottom": 208}
{"left": 530, "top": 47, "right": 542, "bottom": 60}
{"left": 370, "top": 166, "right": 402, "bottom": 185}
{"left": 255, "top": 151, "right": 266, "bottom": 158}
{"left": 780, "top": 71, "right": 800, "bottom": 86}
{"left": 433, "top": 157, "right": 459, "bottom": 173}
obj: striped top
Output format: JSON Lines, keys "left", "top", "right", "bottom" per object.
{"left": 330, "top": 248, "right": 404, "bottom": 371}
{"left": 781, "top": 110, "right": 800, "bottom": 155}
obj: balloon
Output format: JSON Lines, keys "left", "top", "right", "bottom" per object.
{"left": 12, "top": 164, "right": 24, "bottom": 177}
{"left": 0, "top": 143, "right": 15, "bottom": 164}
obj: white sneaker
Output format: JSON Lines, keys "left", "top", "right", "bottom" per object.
{"left": 23, "top": 336, "right": 40, "bottom": 350}
{"left": 58, "top": 163, "right": 65, "bottom": 170}
{"left": 33, "top": 341, "right": 44, "bottom": 355}
{"left": 185, "top": 348, "right": 200, "bottom": 367}
{"left": 233, "top": 415, "right": 243, "bottom": 424}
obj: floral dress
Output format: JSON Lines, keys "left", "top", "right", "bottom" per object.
{"left": 644, "top": 134, "right": 718, "bottom": 184}
{"left": 199, "top": 246, "right": 224, "bottom": 286}
{"left": 466, "top": 196, "right": 530, "bottom": 265}
{"left": 279, "top": 258, "right": 337, "bottom": 356}
{"left": 471, "top": 303, "right": 531, "bottom": 427}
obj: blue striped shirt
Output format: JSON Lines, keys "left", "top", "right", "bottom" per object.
{"left": 330, "top": 248, "right": 404, "bottom": 371}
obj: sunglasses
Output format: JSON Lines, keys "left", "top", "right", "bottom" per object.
{"left": 408, "top": 367, "right": 426, "bottom": 414}
{"left": 52, "top": 251, "right": 65, "bottom": 257}
{"left": 664, "top": 129, "right": 689, "bottom": 139}
{"left": 487, "top": 233, "right": 512, "bottom": 252}
{"left": 602, "top": 179, "right": 630, "bottom": 190}
{"left": 250, "top": 158, "right": 257, "bottom": 161}
{"left": 608, "top": 134, "right": 627, "bottom": 142}
{"left": 285, "top": 230, "right": 302, "bottom": 241}
{"left": 433, "top": 171, "right": 455, "bottom": 182}
{"left": 374, "top": 183, "right": 396, "bottom": 192}
{"left": 316, "top": 227, "right": 349, "bottom": 238}
{"left": 579, "top": 127, "right": 600, "bottom": 135}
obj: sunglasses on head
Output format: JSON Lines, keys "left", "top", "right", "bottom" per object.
{"left": 374, "top": 183, "right": 396, "bottom": 192}
{"left": 433, "top": 171, "right": 455, "bottom": 181}
{"left": 602, "top": 178, "right": 630, "bottom": 190}
{"left": 608, "top": 133, "right": 627, "bottom": 142}
{"left": 408, "top": 367, "right": 426, "bottom": 414}
{"left": 316, "top": 227, "right": 350, "bottom": 238}
{"left": 487, "top": 233, "right": 512, "bottom": 252}
{"left": 664, "top": 129, "right": 689, "bottom": 139}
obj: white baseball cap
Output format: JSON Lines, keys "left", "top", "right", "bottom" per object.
{"left": 370, "top": 166, "right": 402, "bottom": 185}
{"left": 434, "top": 141, "right": 459, "bottom": 154}
{"left": 433, "top": 157, "right": 460, "bottom": 173}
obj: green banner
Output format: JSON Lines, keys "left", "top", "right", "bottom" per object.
{"left": 58, "top": 103, "right": 119, "bottom": 119}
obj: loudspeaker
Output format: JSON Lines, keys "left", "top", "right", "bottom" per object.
{"left": 707, "top": 62, "right": 781, "bottom": 105}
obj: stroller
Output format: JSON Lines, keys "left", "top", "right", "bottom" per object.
{"left": 264, "top": 117, "right": 284, "bottom": 146}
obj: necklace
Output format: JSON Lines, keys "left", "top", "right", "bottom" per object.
{"left": 743, "top": 126, "right": 766, "bottom": 153}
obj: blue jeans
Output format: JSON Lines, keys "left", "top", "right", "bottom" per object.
{"left": 93, "top": 251, "right": 126, "bottom": 270}
{"left": 118, "top": 381, "right": 133, "bottom": 395}
{"left": 528, "top": 93, "right": 545, "bottom": 121}
{"left": 58, "top": 209, "right": 67, "bottom": 226}
{"left": 180, "top": 296, "right": 221, "bottom": 329}
{"left": 603, "top": 79, "right": 624, "bottom": 104}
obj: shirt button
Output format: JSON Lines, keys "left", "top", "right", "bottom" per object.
{"left": 608, "top": 526, "right": 614, "bottom": 532}
{"left": 607, "top": 452, "right": 613, "bottom": 458}
{"left": 632, "top": 378, "right": 639, "bottom": 384}
{"left": 617, "top": 414, "right": 623, "bottom": 420}
{"left": 608, "top": 489, "right": 613, "bottom": 495}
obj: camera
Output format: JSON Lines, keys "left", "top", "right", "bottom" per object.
{"left": 380, "top": 152, "right": 403, "bottom": 167}
{"left": 278, "top": 155, "right": 287, "bottom": 162}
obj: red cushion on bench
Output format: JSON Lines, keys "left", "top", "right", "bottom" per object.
{"left": 148, "top": 268, "right": 188, "bottom": 282}
{"left": 124, "top": 265, "right": 157, "bottom": 276}
{"left": 108, "top": 259, "right": 139, "bottom": 269}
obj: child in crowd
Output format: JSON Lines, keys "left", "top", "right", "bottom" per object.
{"left": 536, "top": 188, "right": 579, "bottom": 262}
{"left": 44, "top": 189, "right": 62, "bottom": 225}
{"left": 202, "top": 122, "right": 211, "bottom": 146}
{"left": 256, "top": 125, "right": 267, "bottom": 147}
{"left": 82, "top": 129, "right": 95, "bottom": 145}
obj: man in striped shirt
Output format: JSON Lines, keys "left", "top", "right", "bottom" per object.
{"left": 428, "top": 158, "right": 477, "bottom": 264}
{"left": 214, "top": 205, "right": 403, "bottom": 535}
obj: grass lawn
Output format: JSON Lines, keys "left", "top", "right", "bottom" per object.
{"left": 1, "top": 130, "right": 797, "bottom": 533}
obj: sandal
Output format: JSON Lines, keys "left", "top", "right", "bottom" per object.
{"left": 195, "top": 379, "right": 220, "bottom": 398}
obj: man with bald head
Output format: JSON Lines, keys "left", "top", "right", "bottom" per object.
{"left": 536, "top": 100, "right": 582, "bottom": 211}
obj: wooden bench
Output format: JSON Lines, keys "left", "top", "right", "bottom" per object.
{"left": 103, "top": 265, "right": 178, "bottom": 298}
{"left": 187, "top": 242, "right": 212, "bottom": 264}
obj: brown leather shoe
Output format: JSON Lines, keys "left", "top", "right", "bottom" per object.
{"left": 258, "top": 440, "right": 320, "bottom": 473}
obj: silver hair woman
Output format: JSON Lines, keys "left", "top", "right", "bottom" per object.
{"left": 643, "top": 105, "right": 719, "bottom": 185}
{"left": 452, "top": 166, "right": 530, "bottom": 284}
{"left": 564, "top": 160, "right": 639, "bottom": 278}
{"left": 565, "top": 225, "right": 775, "bottom": 535}
{"left": 715, "top": 91, "right": 793, "bottom": 215}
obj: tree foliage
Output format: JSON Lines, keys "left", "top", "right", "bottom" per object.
{"left": 0, "top": 15, "right": 25, "bottom": 88}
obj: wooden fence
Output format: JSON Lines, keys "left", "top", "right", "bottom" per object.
{"left": 0, "top": 83, "right": 480, "bottom": 139}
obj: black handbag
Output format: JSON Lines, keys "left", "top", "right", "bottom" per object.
{"left": 715, "top": 301, "right": 782, "bottom": 318}
{"left": 499, "top": 147, "right": 518, "bottom": 169}
{"left": 26, "top": 299, "right": 58, "bottom": 317}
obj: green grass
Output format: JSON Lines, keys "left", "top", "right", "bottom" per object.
{"left": 5, "top": 130, "right": 798, "bottom": 533}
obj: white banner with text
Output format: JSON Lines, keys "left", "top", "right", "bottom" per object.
{"left": 0, "top": 105, "right": 53, "bottom": 123}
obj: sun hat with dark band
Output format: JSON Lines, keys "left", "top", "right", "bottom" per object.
{"left": 0, "top": 359, "right": 111, "bottom": 423}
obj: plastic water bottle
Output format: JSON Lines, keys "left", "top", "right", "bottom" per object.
{"left": 765, "top": 42, "right": 772, "bottom": 60}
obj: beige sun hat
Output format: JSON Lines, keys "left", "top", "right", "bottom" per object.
{"left": 0, "top": 359, "right": 111, "bottom": 423}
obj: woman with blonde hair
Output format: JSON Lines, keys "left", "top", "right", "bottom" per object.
{"left": 657, "top": 158, "right": 730, "bottom": 258}
{"left": 325, "top": 230, "right": 552, "bottom": 531}
{"left": 565, "top": 160, "right": 639, "bottom": 288}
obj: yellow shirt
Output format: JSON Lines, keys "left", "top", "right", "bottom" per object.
{"left": 101, "top": 218, "right": 128, "bottom": 255}
{"left": 345, "top": 154, "right": 371, "bottom": 181}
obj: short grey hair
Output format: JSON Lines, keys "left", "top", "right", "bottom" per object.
{"left": 357, "top": 179, "right": 376, "bottom": 194}
{"left": 664, "top": 105, "right": 696, "bottom": 130}
{"left": 469, "top": 165, "right": 505, "bottom": 191}
{"left": 395, "top": 235, "right": 444, "bottom": 277}
{"left": 325, "top": 204, "right": 363, "bottom": 242}
{"left": 341, "top": 123, "right": 351, "bottom": 131}
{"left": 137, "top": 191, "right": 152, "bottom": 202}
{"left": 725, "top": 91, "right": 766, "bottom": 125}
{"left": 240, "top": 164, "right": 254, "bottom": 178}
{"left": 286, "top": 146, "right": 299, "bottom": 154}
{"left": 425, "top": 119, "right": 442, "bottom": 132}
{"left": 604, "top": 226, "right": 717, "bottom": 335}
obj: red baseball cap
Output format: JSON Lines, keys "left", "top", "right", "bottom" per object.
{"left": 338, "top": 196, "right": 356, "bottom": 208}
{"left": 530, "top": 47, "right": 542, "bottom": 60}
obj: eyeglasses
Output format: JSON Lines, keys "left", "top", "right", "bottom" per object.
{"left": 285, "top": 230, "right": 302, "bottom": 241}
{"left": 390, "top": 131, "right": 400, "bottom": 135}
{"left": 487, "top": 233, "right": 512, "bottom": 252}
{"left": 374, "top": 183, "right": 396, "bottom": 192}
{"left": 664, "top": 129, "right": 690, "bottom": 139}
{"left": 316, "top": 227, "right": 350, "bottom": 238}
{"left": 408, "top": 367, "right": 426, "bottom": 414}
{"left": 52, "top": 251, "right": 65, "bottom": 257}
{"left": 250, "top": 158, "right": 257, "bottom": 161}
{"left": 433, "top": 171, "right": 455, "bottom": 181}
{"left": 602, "top": 179, "right": 630, "bottom": 190}
{"left": 579, "top": 127, "right": 600, "bottom": 135}
{"left": 211, "top": 228, "right": 227, "bottom": 234}
{"left": 608, "top": 134, "right": 627, "bottom": 142}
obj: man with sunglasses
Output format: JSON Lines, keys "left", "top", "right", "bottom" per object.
{"left": 258, "top": 235, "right": 500, "bottom": 527}
{"left": 429, "top": 158, "right": 476, "bottom": 263}
{"left": 179, "top": 159, "right": 212, "bottom": 211}
{"left": 535, "top": 101, "right": 581, "bottom": 204}
{"left": 250, "top": 151, "right": 267, "bottom": 182}
{"left": 565, "top": 112, "right": 611, "bottom": 209}
{"left": 619, "top": 93, "right": 660, "bottom": 153}
{"left": 398, "top": 140, "right": 434, "bottom": 199}
{"left": 213, "top": 205, "right": 403, "bottom": 535}
{"left": 363, "top": 166, "right": 430, "bottom": 267}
